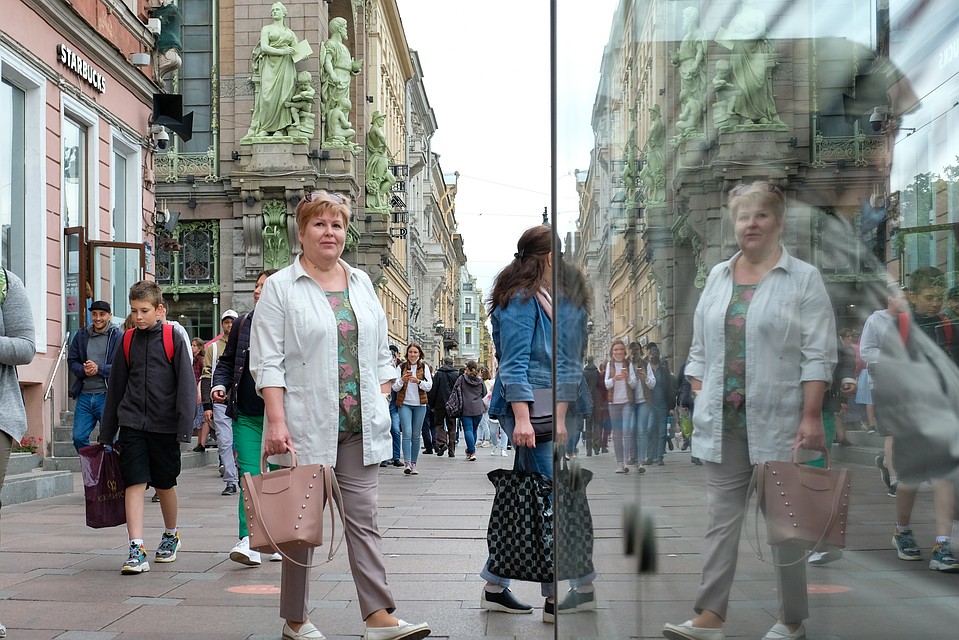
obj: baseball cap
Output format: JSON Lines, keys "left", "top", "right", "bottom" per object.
{"left": 221, "top": 309, "right": 239, "bottom": 321}
{"left": 89, "top": 300, "right": 111, "bottom": 313}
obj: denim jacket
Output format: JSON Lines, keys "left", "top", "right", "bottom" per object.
{"left": 488, "top": 292, "right": 588, "bottom": 420}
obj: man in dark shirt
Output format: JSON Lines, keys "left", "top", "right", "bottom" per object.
{"left": 68, "top": 300, "right": 121, "bottom": 451}
{"left": 430, "top": 356, "right": 460, "bottom": 457}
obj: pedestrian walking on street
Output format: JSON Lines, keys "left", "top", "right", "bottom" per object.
{"left": 480, "top": 224, "right": 597, "bottom": 623}
{"left": 452, "top": 360, "right": 486, "bottom": 461}
{"left": 250, "top": 190, "right": 430, "bottom": 640}
{"left": 0, "top": 268, "right": 36, "bottom": 638}
{"left": 202, "top": 309, "right": 240, "bottom": 496}
{"left": 393, "top": 344, "right": 433, "bottom": 474}
{"left": 380, "top": 345, "right": 403, "bottom": 468}
{"left": 664, "top": 182, "right": 837, "bottom": 640}
{"left": 99, "top": 280, "right": 197, "bottom": 576}
{"left": 604, "top": 340, "right": 639, "bottom": 474}
{"left": 67, "top": 300, "right": 121, "bottom": 452}
{"left": 211, "top": 269, "right": 283, "bottom": 566}
{"left": 429, "top": 355, "right": 459, "bottom": 457}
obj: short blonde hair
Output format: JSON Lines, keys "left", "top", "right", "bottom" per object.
{"left": 728, "top": 181, "right": 786, "bottom": 222}
{"left": 295, "top": 190, "right": 351, "bottom": 231}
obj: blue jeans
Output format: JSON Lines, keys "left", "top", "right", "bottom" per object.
{"left": 73, "top": 392, "right": 106, "bottom": 452}
{"left": 649, "top": 404, "right": 669, "bottom": 462}
{"left": 460, "top": 415, "right": 480, "bottom": 455}
{"left": 398, "top": 404, "right": 427, "bottom": 463}
{"left": 476, "top": 413, "right": 491, "bottom": 442}
{"left": 479, "top": 412, "right": 595, "bottom": 596}
{"left": 608, "top": 403, "right": 634, "bottom": 465}
{"left": 389, "top": 403, "right": 401, "bottom": 462}
{"left": 634, "top": 402, "right": 652, "bottom": 463}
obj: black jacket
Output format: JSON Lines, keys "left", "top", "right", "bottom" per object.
{"left": 212, "top": 310, "right": 264, "bottom": 418}
{"left": 430, "top": 364, "right": 460, "bottom": 413}
{"left": 99, "top": 321, "right": 196, "bottom": 443}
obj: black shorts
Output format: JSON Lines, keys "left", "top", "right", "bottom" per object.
{"left": 117, "top": 427, "right": 182, "bottom": 490}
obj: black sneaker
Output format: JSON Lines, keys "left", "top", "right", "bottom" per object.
{"left": 391, "top": 459, "right": 403, "bottom": 467}
{"left": 150, "top": 492, "right": 161, "bottom": 503}
{"left": 887, "top": 481, "right": 898, "bottom": 497}
{"left": 543, "top": 588, "right": 596, "bottom": 623}
{"left": 221, "top": 483, "right": 237, "bottom": 496}
{"left": 481, "top": 588, "right": 533, "bottom": 614}
{"left": 876, "top": 454, "right": 891, "bottom": 489}
{"left": 379, "top": 460, "right": 389, "bottom": 467}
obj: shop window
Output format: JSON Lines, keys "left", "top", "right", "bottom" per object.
{"left": 464, "top": 327, "right": 472, "bottom": 345}
{"left": 62, "top": 117, "right": 88, "bottom": 229}
{"left": 179, "top": 0, "right": 214, "bottom": 154}
{"left": 0, "top": 79, "right": 25, "bottom": 275}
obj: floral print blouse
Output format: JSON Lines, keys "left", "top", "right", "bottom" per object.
{"left": 326, "top": 290, "right": 362, "bottom": 433}
{"left": 723, "top": 283, "right": 757, "bottom": 430}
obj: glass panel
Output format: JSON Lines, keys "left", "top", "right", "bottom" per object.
{"left": 89, "top": 245, "right": 142, "bottom": 325}
{"left": 555, "top": 1, "right": 959, "bottom": 638}
{"left": 180, "top": 226, "right": 214, "bottom": 284}
{"left": 112, "top": 152, "right": 127, "bottom": 242}
{"left": 62, "top": 117, "right": 87, "bottom": 229}
{"left": 0, "top": 79, "right": 25, "bottom": 275}
{"left": 164, "top": 293, "right": 216, "bottom": 342}
{"left": 179, "top": 1, "right": 213, "bottom": 155}
{"left": 64, "top": 231, "right": 82, "bottom": 337}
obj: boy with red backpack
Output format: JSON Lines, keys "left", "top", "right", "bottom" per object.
{"left": 99, "top": 280, "right": 196, "bottom": 575}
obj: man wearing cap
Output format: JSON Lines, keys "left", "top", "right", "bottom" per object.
{"left": 202, "top": 309, "right": 239, "bottom": 495}
{"left": 68, "top": 301, "right": 122, "bottom": 452}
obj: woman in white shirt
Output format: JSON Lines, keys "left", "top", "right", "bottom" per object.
{"left": 392, "top": 343, "right": 433, "bottom": 474}
{"left": 604, "top": 340, "right": 638, "bottom": 474}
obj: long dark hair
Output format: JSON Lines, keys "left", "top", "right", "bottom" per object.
{"left": 487, "top": 225, "right": 591, "bottom": 313}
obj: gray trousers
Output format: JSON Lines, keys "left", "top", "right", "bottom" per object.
{"left": 280, "top": 431, "right": 395, "bottom": 623}
{"left": 694, "top": 428, "right": 808, "bottom": 624}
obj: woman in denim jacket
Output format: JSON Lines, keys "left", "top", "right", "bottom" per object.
{"left": 479, "top": 224, "right": 597, "bottom": 623}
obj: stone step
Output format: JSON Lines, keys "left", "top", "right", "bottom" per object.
{"left": 6, "top": 452, "right": 41, "bottom": 475}
{"left": 0, "top": 468, "right": 73, "bottom": 506}
{"left": 42, "top": 441, "right": 218, "bottom": 474}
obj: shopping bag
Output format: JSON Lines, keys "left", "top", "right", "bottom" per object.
{"left": 555, "top": 459, "right": 595, "bottom": 580}
{"left": 78, "top": 444, "right": 126, "bottom": 528}
{"left": 486, "top": 468, "right": 554, "bottom": 582}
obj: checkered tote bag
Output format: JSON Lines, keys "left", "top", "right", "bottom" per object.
{"left": 486, "top": 468, "right": 554, "bottom": 582}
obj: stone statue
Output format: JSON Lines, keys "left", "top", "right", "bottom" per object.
{"left": 639, "top": 105, "right": 666, "bottom": 205}
{"left": 365, "top": 111, "right": 396, "bottom": 213}
{"left": 149, "top": 0, "right": 182, "bottom": 87}
{"left": 285, "top": 71, "right": 316, "bottom": 138}
{"left": 715, "top": 0, "right": 784, "bottom": 128}
{"left": 711, "top": 59, "right": 737, "bottom": 130}
{"left": 326, "top": 96, "right": 359, "bottom": 152}
{"left": 320, "top": 16, "right": 363, "bottom": 150}
{"left": 670, "top": 7, "right": 706, "bottom": 140}
{"left": 243, "top": 3, "right": 310, "bottom": 143}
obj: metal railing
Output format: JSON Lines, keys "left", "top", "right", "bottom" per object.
{"left": 42, "top": 333, "right": 70, "bottom": 458}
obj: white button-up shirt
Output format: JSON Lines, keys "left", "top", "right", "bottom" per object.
{"left": 250, "top": 257, "right": 396, "bottom": 466}
{"left": 686, "top": 248, "right": 837, "bottom": 464}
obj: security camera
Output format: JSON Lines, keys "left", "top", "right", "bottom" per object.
{"left": 869, "top": 107, "right": 885, "bottom": 132}
{"left": 153, "top": 127, "right": 170, "bottom": 150}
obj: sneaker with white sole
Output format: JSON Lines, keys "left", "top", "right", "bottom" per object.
{"left": 364, "top": 620, "right": 431, "bottom": 640}
{"left": 481, "top": 588, "right": 533, "bottom": 613}
{"left": 893, "top": 529, "right": 922, "bottom": 560}
{"left": 270, "top": 552, "right": 283, "bottom": 561}
{"left": 929, "top": 540, "right": 959, "bottom": 572}
{"left": 807, "top": 550, "right": 843, "bottom": 565}
{"left": 763, "top": 622, "right": 806, "bottom": 640}
{"left": 230, "top": 536, "right": 261, "bottom": 566}
{"left": 155, "top": 531, "right": 181, "bottom": 563}
{"left": 121, "top": 542, "right": 150, "bottom": 574}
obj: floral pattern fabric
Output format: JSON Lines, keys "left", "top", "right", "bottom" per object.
{"left": 325, "top": 290, "right": 362, "bottom": 433}
{"left": 723, "top": 283, "right": 757, "bottom": 430}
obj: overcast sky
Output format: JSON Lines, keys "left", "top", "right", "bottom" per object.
{"left": 396, "top": 0, "right": 618, "bottom": 294}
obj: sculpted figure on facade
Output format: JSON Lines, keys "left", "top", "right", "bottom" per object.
{"left": 243, "top": 2, "right": 312, "bottom": 143}
{"left": 320, "top": 16, "right": 363, "bottom": 150}
{"left": 670, "top": 7, "right": 706, "bottom": 141}
{"left": 150, "top": 0, "right": 182, "bottom": 86}
{"left": 711, "top": 59, "right": 737, "bottom": 130}
{"left": 262, "top": 200, "right": 291, "bottom": 270}
{"left": 639, "top": 104, "right": 666, "bottom": 205}
{"left": 622, "top": 110, "right": 639, "bottom": 207}
{"left": 365, "top": 111, "right": 396, "bottom": 213}
{"left": 715, "top": 0, "right": 784, "bottom": 128}
{"left": 285, "top": 71, "right": 316, "bottom": 139}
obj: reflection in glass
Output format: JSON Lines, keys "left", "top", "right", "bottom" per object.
{"left": 62, "top": 118, "right": 86, "bottom": 229}
{"left": 0, "top": 79, "right": 25, "bottom": 274}
{"left": 556, "top": 0, "right": 959, "bottom": 638}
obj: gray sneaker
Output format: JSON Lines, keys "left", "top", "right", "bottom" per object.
{"left": 121, "top": 543, "right": 150, "bottom": 574}
{"left": 155, "top": 532, "right": 181, "bottom": 563}
{"left": 893, "top": 529, "right": 922, "bottom": 561}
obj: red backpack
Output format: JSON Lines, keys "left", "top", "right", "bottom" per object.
{"left": 122, "top": 324, "right": 175, "bottom": 365}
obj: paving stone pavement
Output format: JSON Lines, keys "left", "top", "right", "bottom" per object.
{"left": 1, "top": 444, "right": 958, "bottom": 639}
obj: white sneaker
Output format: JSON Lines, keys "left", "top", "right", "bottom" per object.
{"left": 491, "top": 448, "right": 499, "bottom": 455}
{"left": 501, "top": 450, "right": 509, "bottom": 457}
{"left": 229, "top": 536, "right": 262, "bottom": 566}
{"left": 807, "top": 550, "right": 843, "bottom": 565}
{"left": 270, "top": 552, "right": 283, "bottom": 562}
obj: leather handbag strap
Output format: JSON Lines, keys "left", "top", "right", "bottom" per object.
{"left": 245, "top": 453, "right": 346, "bottom": 568}
{"left": 747, "top": 451, "right": 848, "bottom": 567}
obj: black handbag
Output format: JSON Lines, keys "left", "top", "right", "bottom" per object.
{"left": 555, "top": 459, "right": 595, "bottom": 580}
{"left": 529, "top": 387, "right": 553, "bottom": 443}
{"left": 486, "top": 468, "right": 554, "bottom": 582}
